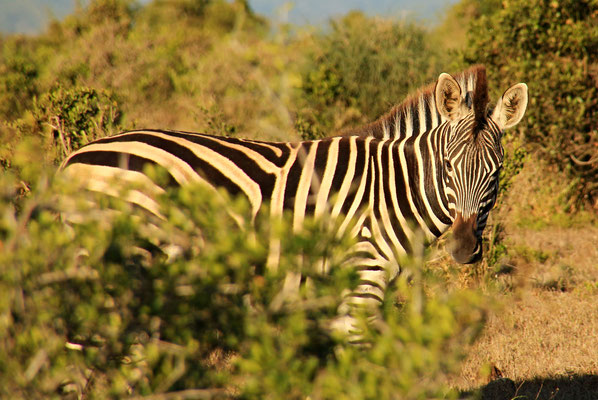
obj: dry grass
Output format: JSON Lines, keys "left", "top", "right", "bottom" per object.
{"left": 457, "top": 289, "right": 598, "bottom": 381}
{"left": 445, "top": 154, "right": 598, "bottom": 399}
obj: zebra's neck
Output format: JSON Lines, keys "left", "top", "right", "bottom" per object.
{"left": 293, "top": 127, "right": 454, "bottom": 260}
{"left": 376, "top": 125, "right": 452, "bottom": 246}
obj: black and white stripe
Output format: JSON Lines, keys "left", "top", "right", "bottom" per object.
{"left": 60, "top": 66, "right": 528, "bottom": 340}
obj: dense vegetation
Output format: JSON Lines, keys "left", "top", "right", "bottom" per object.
{"left": 0, "top": 0, "right": 596, "bottom": 398}
{"left": 463, "top": 0, "right": 598, "bottom": 209}
{"left": 0, "top": 166, "right": 488, "bottom": 398}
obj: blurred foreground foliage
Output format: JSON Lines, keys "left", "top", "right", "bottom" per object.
{"left": 0, "top": 144, "right": 488, "bottom": 399}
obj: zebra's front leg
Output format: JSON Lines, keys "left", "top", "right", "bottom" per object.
{"left": 331, "top": 239, "right": 396, "bottom": 344}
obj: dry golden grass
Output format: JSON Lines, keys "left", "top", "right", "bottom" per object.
{"left": 446, "top": 155, "right": 598, "bottom": 399}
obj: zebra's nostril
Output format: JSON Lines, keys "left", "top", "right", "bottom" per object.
{"left": 449, "top": 238, "right": 479, "bottom": 264}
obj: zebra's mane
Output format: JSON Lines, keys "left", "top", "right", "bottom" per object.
{"left": 341, "top": 65, "right": 489, "bottom": 140}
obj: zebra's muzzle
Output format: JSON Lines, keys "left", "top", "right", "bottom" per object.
{"left": 448, "top": 213, "right": 481, "bottom": 264}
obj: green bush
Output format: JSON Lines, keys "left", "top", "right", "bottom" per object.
{"left": 0, "top": 36, "right": 41, "bottom": 120}
{"left": 296, "top": 11, "right": 447, "bottom": 139}
{"left": 463, "top": 0, "right": 598, "bottom": 209}
{"left": 34, "top": 86, "right": 121, "bottom": 158}
{"left": 0, "top": 151, "right": 489, "bottom": 399}
{"left": 2, "top": 86, "right": 121, "bottom": 174}
{"left": 0, "top": 0, "right": 270, "bottom": 146}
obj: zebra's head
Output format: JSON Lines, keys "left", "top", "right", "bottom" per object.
{"left": 435, "top": 70, "right": 528, "bottom": 264}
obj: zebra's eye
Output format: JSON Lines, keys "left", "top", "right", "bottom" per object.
{"left": 444, "top": 160, "right": 453, "bottom": 173}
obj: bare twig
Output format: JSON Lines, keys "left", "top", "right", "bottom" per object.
{"left": 570, "top": 153, "right": 598, "bottom": 166}
{"left": 24, "top": 349, "right": 48, "bottom": 382}
{"left": 82, "top": 367, "right": 97, "bottom": 400}
{"left": 46, "top": 116, "right": 69, "bottom": 158}
{"left": 37, "top": 266, "right": 100, "bottom": 286}
{"left": 534, "top": 380, "right": 544, "bottom": 400}
{"left": 4, "top": 197, "right": 38, "bottom": 254}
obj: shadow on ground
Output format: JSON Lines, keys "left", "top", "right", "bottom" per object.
{"left": 461, "top": 374, "right": 598, "bottom": 400}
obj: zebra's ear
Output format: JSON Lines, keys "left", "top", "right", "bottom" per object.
{"left": 435, "top": 73, "right": 464, "bottom": 121}
{"left": 492, "top": 83, "right": 528, "bottom": 130}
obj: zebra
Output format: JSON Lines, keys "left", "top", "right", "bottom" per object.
{"left": 60, "top": 65, "right": 528, "bottom": 340}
